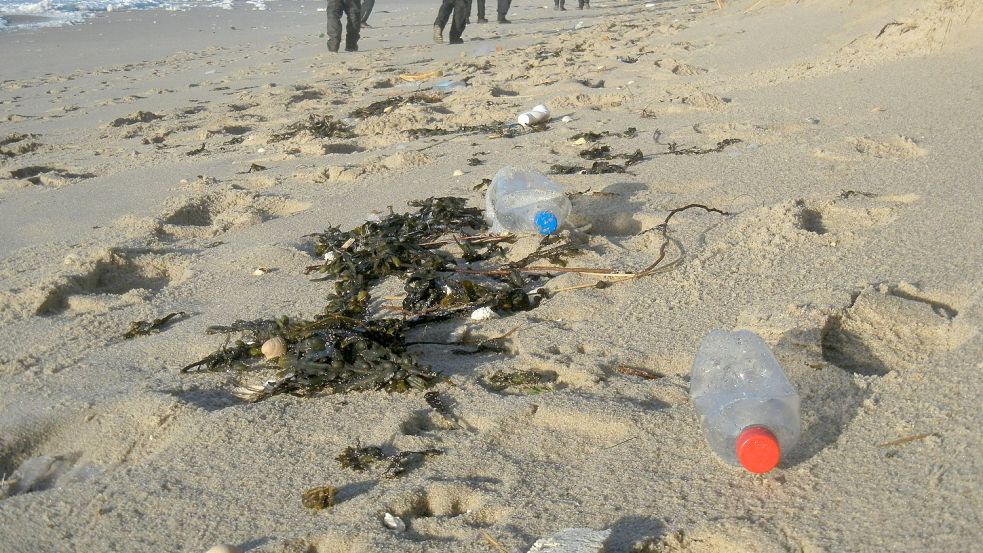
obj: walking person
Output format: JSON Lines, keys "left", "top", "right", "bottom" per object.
{"left": 434, "top": 0, "right": 469, "bottom": 45}
{"left": 578, "top": 0, "right": 590, "bottom": 8}
{"left": 470, "top": 0, "right": 511, "bottom": 24}
{"left": 554, "top": 0, "right": 566, "bottom": 10}
{"left": 495, "top": 0, "right": 512, "bottom": 23}
{"left": 326, "top": 0, "right": 362, "bottom": 52}
{"left": 360, "top": 0, "right": 375, "bottom": 27}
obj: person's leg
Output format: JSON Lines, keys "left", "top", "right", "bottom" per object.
{"left": 497, "top": 0, "right": 511, "bottom": 22}
{"left": 435, "top": 0, "right": 455, "bottom": 43}
{"left": 448, "top": 0, "right": 468, "bottom": 43}
{"left": 343, "top": 0, "right": 361, "bottom": 51}
{"left": 360, "top": 0, "right": 374, "bottom": 25}
{"left": 559, "top": 0, "right": 566, "bottom": 10}
{"left": 326, "top": 0, "right": 343, "bottom": 52}
{"left": 477, "top": 0, "right": 486, "bottom": 21}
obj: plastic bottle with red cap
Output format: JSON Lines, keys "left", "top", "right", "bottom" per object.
{"left": 689, "top": 330, "right": 800, "bottom": 474}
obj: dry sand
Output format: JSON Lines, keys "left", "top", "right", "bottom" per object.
{"left": 1, "top": 0, "right": 981, "bottom": 551}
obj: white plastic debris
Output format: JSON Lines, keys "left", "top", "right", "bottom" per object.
{"left": 383, "top": 512, "right": 406, "bottom": 532}
{"left": 205, "top": 545, "right": 241, "bottom": 553}
{"left": 527, "top": 528, "right": 611, "bottom": 553}
{"left": 470, "top": 306, "right": 500, "bottom": 321}
{"left": 518, "top": 104, "right": 550, "bottom": 126}
{"left": 324, "top": 251, "right": 337, "bottom": 262}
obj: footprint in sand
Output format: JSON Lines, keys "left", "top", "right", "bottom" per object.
{"left": 820, "top": 283, "right": 974, "bottom": 376}
{"left": 814, "top": 134, "right": 927, "bottom": 162}
{"left": 0, "top": 133, "right": 43, "bottom": 158}
{"left": 386, "top": 484, "right": 507, "bottom": 539}
{"left": 5, "top": 165, "right": 96, "bottom": 188}
{"left": 635, "top": 519, "right": 805, "bottom": 553}
{"left": 654, "top": 58, "right": 707, "bottom": 76}
{"left": 0, "top": 394, "right": 189, "bottom": 500}
{"left": 33, "top": 248, "right": 192, "bottom": 316}
{"left": 156, "top": 188, "right": 309, "bottom": 242}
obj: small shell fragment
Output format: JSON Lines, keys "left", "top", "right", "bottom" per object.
{"left": 453, "top": 169, "right": 465, "bottom": 176}
{"left": 261, "top": 336, "right": 287, "bottom": 360}
{"left": 383, "top": 512, "right": 406, "bottom": 531}
{"left": 561, "top": 116, "right": 573, "bottom": 123}
{"left": 471, "top": 306, "right": 499, "bottom": 321}
{"left": 252, "top": 267, "right": 270, "bottom": 276}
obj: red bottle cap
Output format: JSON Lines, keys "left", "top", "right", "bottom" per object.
{"left": 735, "top": 426, "right": 781, "bottom": 474}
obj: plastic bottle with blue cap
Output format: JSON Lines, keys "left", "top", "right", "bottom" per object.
{"left": 689, "top": 330, "right": 800, "bottom": 474}
{"left": 485, "top": 166, "right": 571, "bottom": 235}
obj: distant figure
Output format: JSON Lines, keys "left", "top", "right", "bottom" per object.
{"left": 578, "top": 0, "right": 590, "bottom": 8}
{"left": 434, "top": 0, "right": 469, "bottom": 45}
{"left": 554, "top": 0, "right": 566, "bottom": 10}
{"left": 470, "top": 0, "right": 511, "bottom": 24}
{"left": 326, "top": 0, "right": 362, "bottom": 52}
{"left": 361, "top": 0, "right": 375, "bottom": 27}
{"left": 496, "top": 0, "right": 513, "bottom": 23}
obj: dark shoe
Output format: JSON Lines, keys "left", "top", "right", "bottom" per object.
{"left": 433, "top": 25, "right": 444, "bottom": 44}
{"left": 498, "top": 18, "right": 511, "bottom": 23}
{"left": 449, "top": 37, "right": 464, "bottom": 45}
{"left": 327, "top": 43, "right": 340, "bottom": 53}
{"left": 477, "top": 17, "right": 488, "bottom": 23}
{"left": 345, "top": 46, "right": 358, "bottom": 52}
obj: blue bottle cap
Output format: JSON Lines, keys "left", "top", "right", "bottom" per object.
{"left": 534, "top": 210, "right": 559, "bottom": 235}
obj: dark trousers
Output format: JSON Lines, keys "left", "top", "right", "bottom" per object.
{"left": 435, "top": 0, "right": 468, "bottom": 40}
{"left": 361, "top": 0, "right": 374, "bottom": 23}
{"left": 468, "top": 0, "right": 510, "bottom": 20}
{"left": 326, "top": 0, "right": 361, "bottom": 51}
{"left": 496, "top": 0, "right": 512, "bottom": 19}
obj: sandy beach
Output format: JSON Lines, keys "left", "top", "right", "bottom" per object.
{"left": 1, "top": 0, "right": 981, "bottom": 551}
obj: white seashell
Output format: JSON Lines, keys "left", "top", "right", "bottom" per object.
{"left": 470, "top": 306, "right": 499, "bottom": 321}
{"left": 252, "top": 267, "right": 270, "bottom": 276}
{"left": 256, "top": 148, "right": 266, "bottom": 154}
{"left": 453, "top": 169, "right": 465, "bottom": 176}
{"left": 261, "top": 337, "right": 287, "bottom": 360}
{"left": 561, "top": 116, "right": 573, "bottom": 123}
{"left": 383, "top": 512, "right": 406, "bottom": 531}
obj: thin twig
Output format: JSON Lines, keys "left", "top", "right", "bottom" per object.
{"left": 877, "top": 433, "right": 937, "bottom": 448}
{"left": 481, "top": 530, "right": 510, "bottom": 553}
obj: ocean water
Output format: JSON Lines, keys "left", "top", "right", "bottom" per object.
{"left": 0, "top": 0, "right": 275, "bottom": 30}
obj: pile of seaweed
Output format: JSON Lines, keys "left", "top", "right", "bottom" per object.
{"left": 181, "top": 197, "right": 570, "bottom": 401}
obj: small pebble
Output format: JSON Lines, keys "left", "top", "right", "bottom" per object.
{"left": 453, "top": 169, "right": 465, "bottom": 176}
{"left": 256, "top": 148, "right": 266, "bottom": 154}
{"left": 383, "top": 512, "right": 406, "bottom": 532}
{"left": 252, "top": 267, "right": 270, "bottom": 276}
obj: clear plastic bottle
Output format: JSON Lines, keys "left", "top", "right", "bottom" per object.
{"left": 485, "top": 166, "right": 571, "bottom": 235}
{"left": 689, "top": 330, "right": 800, "bottom": 474}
